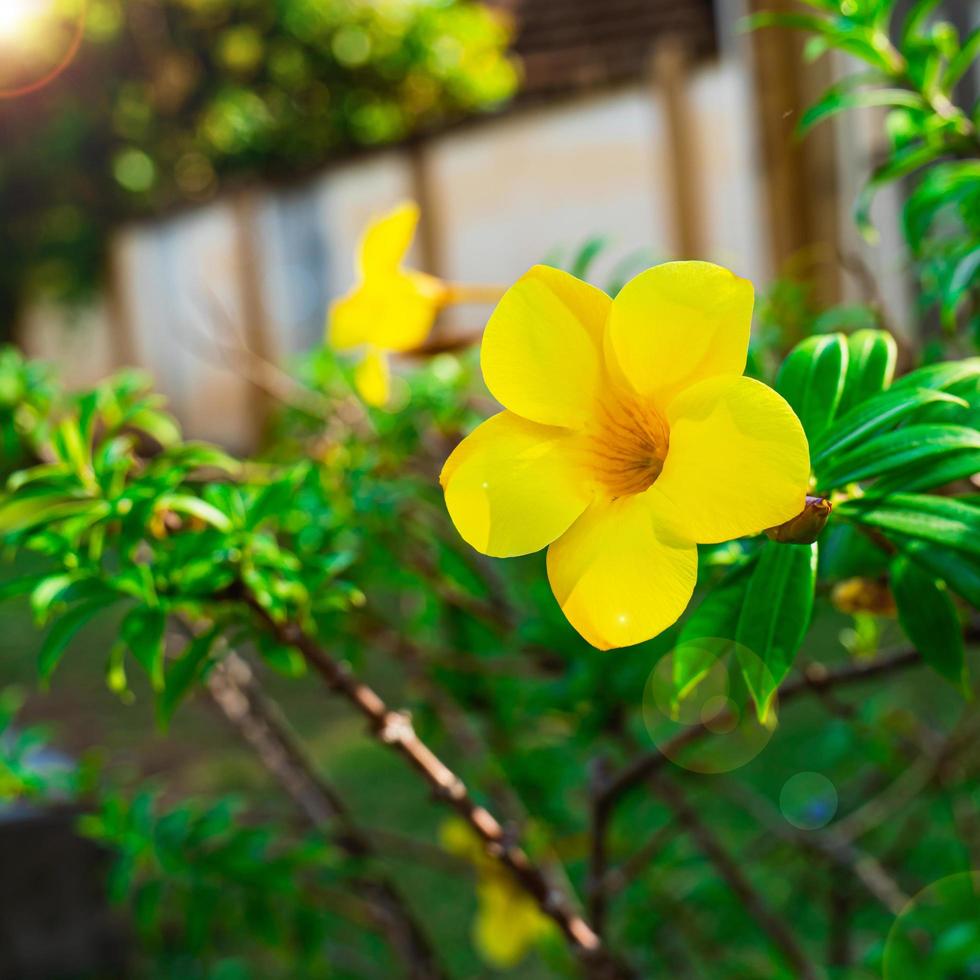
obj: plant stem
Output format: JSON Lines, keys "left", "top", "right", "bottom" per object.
{"left": 204, "top": 647, "right": 446, "bottom": 979}
{"left": 244, "top": 594, "right": 635, "bottom": 980}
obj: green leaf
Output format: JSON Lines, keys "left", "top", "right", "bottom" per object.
{"left": 126, "top": 408, "right": 181, "bottom": 448}
{"left": 901, "top": 0, "right": 943, "bottom": 45}
{"left": 812, "top": 387, "right": 967, "bottom": 467}
{"left": 816, "top": 424, "right": 980, "bottom": 490}
{"left": 0, "top": 573, "right": 48, "bottom": 604}
{"left": 891, "top": 357, "right": 980, "bottom": 394}
{"left": 736, "top": 541, "right": 817, "bottom": 721}
{"left": 156, "top": 494, "right": 233, "bottom": 532}
{"left": 836, "top": 329, "right": 897, "bottom": 416}
{"left": 30, "top": 573, "right": 79, "bottom": 623}
{"left": 0, "top": 495, "right": 105, "bottom": 535}
{"left": 569, "top": 237, "right": 607, "bottom": 279}
{"left": 856, "top": 141, "right": 945, "bottom": 242}
{"left": 39, "top": 601, "right": 112, "bottom": 684}
{"left": 872, "top": 448, "right": 980, "bottom": 494}
{"left": 894, "top": 539, "right": 980, "bottom": 609}
{"left": 159, "top": 627, "right": 220, "bottom": 726}
{"left": 837, "top": 494, "right": 980, "bottom": 557}
{"left": 943, "top": 246, "right": 980, "bottom": 324}
{"left": 800, "top": 86, "right": 925, "bottom": 135}
{"left": 121, "top": 607, "right": 167, "bottom": 691}
{"left": 891, "top": 557, "right": 967, "bottom": 691}
{"left": 776, "top": 333, "right": 848, "bottom": 440}
{"left": 943, "top": 26, "right": 980, "bottom": 92}
{"left": 673, "top": 560, "right": 755, "bottom": 706}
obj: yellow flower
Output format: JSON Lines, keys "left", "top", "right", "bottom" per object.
{"left": 328, "top": 201, "right": 447, "bottom": 406}
{"left": 440, "top": 262, "right": 810, "bottom": 650}
{"left": 440, "top": 819, "right": 551, "bottom": 968}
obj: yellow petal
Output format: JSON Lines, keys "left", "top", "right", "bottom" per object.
{"left": 606, "top": 261, "right": 753, "bottom": 406}
{"left": 329, "top": 271, "right": 442, "bottom": 353}
{"left": 354, "top": 348, "right": 390, "bottom": 407}
{"left": 359, "top": 201, "right": 419, "bottom": 276}
{"left": 481, "top": 265, "right": 609, "bottom": 428}
{"left": 474, "top": 877, "right": 546, "bottom": 968}
{"left": 656, "top": 375, "right": 810, "bottom": 543}
{"left": 546, "top": 496, "right": 697, "bottom": 650}
{"left": 441, "top": 411, "right": 592, "bottom": 559}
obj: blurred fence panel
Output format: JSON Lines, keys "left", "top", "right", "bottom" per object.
{"left": 20, "top": 42, "right": 913, "bottom": 446}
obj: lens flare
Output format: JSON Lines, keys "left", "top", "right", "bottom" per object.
{"left": 0, "top": 0, "right": 54, "bottom": 42}
{"left": 0, "top": 0, "right": 87, "bottom": 100}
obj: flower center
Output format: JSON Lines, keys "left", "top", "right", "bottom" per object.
{"left": 589, "top": 396, "right": 670, "bottom": 498}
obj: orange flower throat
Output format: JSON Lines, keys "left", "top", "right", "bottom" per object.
{"left": 589, "top": 396, "right": 670, "bottom": 498}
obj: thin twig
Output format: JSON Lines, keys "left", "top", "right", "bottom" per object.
{"left": 201, "top": 643, "right": 445, "bottom": 979}
{"left": 650, "top": 776, "right": 818, "bottom": 980}
{"left": 597, "top": 645, "right": 925, "bottom": 815}
{"left": 243, "top": 594, "right": 635, "bottom": 980}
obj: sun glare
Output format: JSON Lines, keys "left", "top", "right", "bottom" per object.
{"left": 0, "top": 0, "right": 55, "bottom": 43}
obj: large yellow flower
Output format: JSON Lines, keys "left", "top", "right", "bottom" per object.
{"left": 440, "top": 262, "right": 810, "bottom": 650}
{"left": 328, "top": 202, "right": 447, "bottom": 406}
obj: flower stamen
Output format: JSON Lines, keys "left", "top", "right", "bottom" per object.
{"left": 589, "top": 397, "right": 669, "bottom": 498}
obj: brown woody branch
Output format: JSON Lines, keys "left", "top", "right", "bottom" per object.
{"left": 202, "top": 645, "right": 445, "bottom": 979}
{"left": 243, "top": 594, "right": 635, "bottom": 980}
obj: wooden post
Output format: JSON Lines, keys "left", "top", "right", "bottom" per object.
{"left": 747, "top": 0, "right": 841, "bottom": 305}
{"left": 407, "top": 140, "right": 452, "bottom": 340}
{"left": 104, "top": 236, "right": 138, "bottom": 369}
{"left": 231, "top": 190, "right": 275, "bottom": 442}
{"left": 650, "top": 38, "right": 704, "bottom": 260}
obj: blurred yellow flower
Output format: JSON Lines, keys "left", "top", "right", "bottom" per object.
{"left": 328, "top": 201, "right": 447, "bottom": 406}
{"left": 440, "top": 819, "right": 551, "bottom": 968}
{"left": 441, "top": 262, "right": 810, "bottom": 650}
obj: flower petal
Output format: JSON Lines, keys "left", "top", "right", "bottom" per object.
{"left": 657, "top": 375, "right": 810, "bottom": 544}
{"left": 481, "top": 265, "right": 609, "bottom": 428}
{"left": 441, "top": 411, "right": 592, "bottom": 558}
{"left": 329, "top": 271, "right": 442, "bottom": 352}
{"left": 354, "top": 348, "right": 390, "bottom": 407}
{"left": 359, "top": 201, "right": 419, "bottom": 275}
{"left": 547, "top": 496, "right": 697, "bottom": 650}
{"left": 606, "top": 261, "right": 754, "bottom": 406}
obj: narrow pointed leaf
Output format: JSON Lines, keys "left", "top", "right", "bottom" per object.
{"left": 891, "top": 557, "right": 967, "bottom": 691}
{"left": 776, "top": 333, "right": 848, "bottom": 441}
{"left": 736, "top": 541, "right": 817, "bottom": 722}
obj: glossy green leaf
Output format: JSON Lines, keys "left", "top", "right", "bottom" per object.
{"left": 776, "top": 333, "right": 848, "bottom": 441}
{"left": 816, "top": 424, "right": 980, "bottom": 490}
{"left": 837, "top": 494, "right": 980, "bottom": 556}
{"left": 812, "top": 387, "right": 967, "bottom": 467}
{"left": 736, "top": 541, "right": 817, "bottom": 721}
{"left": 891, "top": 557, "right": 967, "bottom": 691}
{"left": 836, "top": 329, "right": 897, "bottom": 416}
{"left": 891, "top": 357, "right": 980, "bottom": 394}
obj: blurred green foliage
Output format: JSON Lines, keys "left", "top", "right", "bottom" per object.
{"left": 0, "top": 0, "right": 518, "bottom": 330}
{"left": 752, "top": 0, "right": 980, "bottom": 339}
{"left": 0, "top": 312, "right": 978, "bottom": 974}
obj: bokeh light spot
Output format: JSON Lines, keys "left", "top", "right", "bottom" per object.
{"left": 779, "top": 772, "right": 838, "bottom": 830}
{"left": 884, "top": 872, "right": 980, "bottom": 979}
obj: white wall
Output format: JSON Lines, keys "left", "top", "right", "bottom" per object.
{"left": 25, "top": 44, "right": 914, "bottom": 445}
